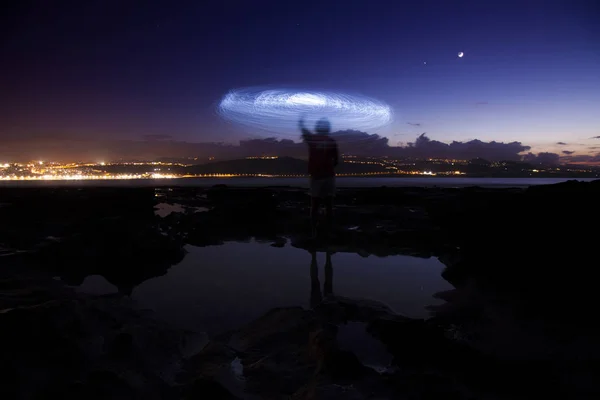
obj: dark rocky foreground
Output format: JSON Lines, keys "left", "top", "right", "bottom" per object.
{"left": 1, "top": 180, "right": 600, "bottom": 399}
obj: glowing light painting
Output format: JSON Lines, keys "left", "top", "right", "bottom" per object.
{"left": 217, "top": 87, "right": 393, "bottom": 139}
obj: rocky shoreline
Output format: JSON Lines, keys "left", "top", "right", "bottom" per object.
{"left": 2, "top": 180, "right": 599, "bottom": 399}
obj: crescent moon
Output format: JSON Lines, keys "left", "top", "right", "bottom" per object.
{"left": 458, "top": 52, "right": 464, "bottom": 58}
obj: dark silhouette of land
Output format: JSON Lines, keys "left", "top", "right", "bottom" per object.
{"left": 1, "top": 180, "right": 599, "bottom": 398}
{"left": 94, "top": 156, "right": 600, "bottom": 178}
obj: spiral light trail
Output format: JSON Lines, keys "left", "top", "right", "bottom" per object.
{"left": 217, "top": 87, "right": 393, "bottom": 141}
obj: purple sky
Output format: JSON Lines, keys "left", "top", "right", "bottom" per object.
{"left": 1, "top": 0, "right": 599, "bottom": 160}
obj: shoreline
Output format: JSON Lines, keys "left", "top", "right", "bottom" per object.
{"left": 0, "top": 176, "right": 597, "bottom": 189}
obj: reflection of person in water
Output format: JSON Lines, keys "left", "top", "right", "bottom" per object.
{"left": 309, "top": 250, "right": 333, "bottom": 309}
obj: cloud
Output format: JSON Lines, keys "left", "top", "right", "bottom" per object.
{"left": 142, "top": 134, "right": 173, "bottom": 141}
{"left": 562, "top": 150, "right": 575, "bottom": 155}
{"left": 475, "top": 101, "right": 488, "bottom": 105}
{"left": 397, "top": 133, "right": 530, "bottom": 162}
{"left": 562, "top": 153, "right": 600, "bottom": 163}
{"left": 523, "top": 152, "right": 561, "bottom": 165}
{"left": 406, "top": 122, "right": 421, "bottom": 126}
{"left": 0, "top": 131, "right": 566, "bottom": 164}
{"left": 237, "top": 132, "right": 392, "bottom": 159}
{"left": 590, "top": 136, "right": 600, "bottom": 139}
{"left": 556, "top": 142, "right": 568, "bottom": 145}
{"left": 234, "top": 132, "right": 532, "bottom": 162}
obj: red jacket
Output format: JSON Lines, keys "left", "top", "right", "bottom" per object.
{"left": 303, "top": 134, "right": 339, "bottom": 179}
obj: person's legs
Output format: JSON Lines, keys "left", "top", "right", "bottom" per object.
{"left": 310, "top": 196, "right": 321, "bottom": 237}
{"left": 323, "top": 177, "right": 335, "bottom": 228}
{"left": 324, "top": 250, "right": 333, "bottom": 297}
{"left": 324, "top": 196, "right": 333, "bottom": 227}
{"left": 309, "top": 177, "right": 320, "bottom": 237}
{"left": 309, "top": 250, "right": 322, "bottom": 308}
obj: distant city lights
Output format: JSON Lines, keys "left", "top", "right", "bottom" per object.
{"left": 0, "top": 157, "right": 594, "bottom": 181}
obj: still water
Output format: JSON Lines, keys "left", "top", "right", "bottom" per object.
{"left": 78, "top": 241, "right": 451, "bottom": 335}
{"left": 2, "top": 177, "right": 597, "bottom": 188}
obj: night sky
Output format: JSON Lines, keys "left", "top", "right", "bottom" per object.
{"left": 1, "top": 0, "right": 599, "bottom": 160}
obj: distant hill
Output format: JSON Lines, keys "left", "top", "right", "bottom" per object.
{"left": 183, "top": 157, "right": 387, "bottom": 175}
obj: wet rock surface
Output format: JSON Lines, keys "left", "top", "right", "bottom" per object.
{"left": 0, "top": 187, "right": 186, "bottom": 294}
{"left": 1, "top": 180, "right": 600, "bottom": 398}
{"left": 181, "top": 294, "right": 600, "bottom": 399}
{"left": 0, "top": 269, "right": 207, "bottom": 400}
{"left": 157, "top": 185, "right": 450, "bottom": 258}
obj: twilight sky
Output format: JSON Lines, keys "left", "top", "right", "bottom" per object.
{"left": 1, "top": 0, "right": 599, "bottom": 159}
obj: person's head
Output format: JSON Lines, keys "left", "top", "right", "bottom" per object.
{"left": 315, "top": 118, "right": 331, "bottom": 135}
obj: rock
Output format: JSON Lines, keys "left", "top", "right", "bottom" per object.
{"left": 0, "top": 295, "right": 189, "bottom": 400}
{"left": 290, "top": 382, "right": 372, "bottom": 400}
{"left": 0, "top": 187, "right": 186, "bottom": 295}
{"left": 367, "top": 315, "right": 462, "bottom": 369}
{"left": 4, "top": 182, "right": 600, "bottom": 399}
{"left": 178, "top": 341, "right": 237, "bottom": 382}
{"left": 183, "top": 301, "right": 469, "bottom": 399}
{"left": 153, "top": 186, "right": 450, "bottom": 258}
{"left": 318, "top": 296, "right": 403, "bottom": 324}
{"left": 183, "top": 378, "right": 239, "bottom": 400}
{"left": 323, "top": 349, "right": 369, "bottom": 382}
{"left": 79, "top": 369, "right": 137, "bottom": 400}
{"left": 308, "top": 324, "right": 337, "bottom": 360}
{"left": 226, "top": 308, "right": 319, "bottom": 397}
{"left": 110, "top": 332, "right": 134, "bottom": 359}
{"left": 396, "top": 372, "right": 464, "bottom": 400}
{"left": 270, "top": 237, "right": 287, "bottom": 247}
{"left": 181, "top": 306, "right": 399, "bottom": 398}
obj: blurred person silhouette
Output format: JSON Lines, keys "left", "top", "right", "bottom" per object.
{"left": 299, "top": 117, "right": 339, "bottom": 238}
{"left": 309, "top": 249, "right": 333, "bottom": 309}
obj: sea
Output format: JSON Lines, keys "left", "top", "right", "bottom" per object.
{"left": 1, "top": 176, "right": 597, "bottom": 188}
